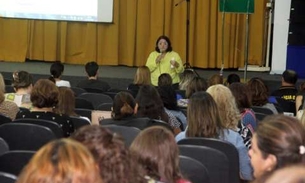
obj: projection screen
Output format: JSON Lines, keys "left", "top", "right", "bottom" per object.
{"left": 0, "top": 0, "right": 113, "bottom": 23}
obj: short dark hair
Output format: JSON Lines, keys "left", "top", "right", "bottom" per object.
{"left": 112, "top": 91, "right": 136, "bottom": 120}
{"left": 226, "top": 74, "right": 240, "bottom": 85}
{"left": 155, "top": 35, "right": 173, "bottom": 53}
{"left": 50, "top": 61, "right": 64, "bottom": 79}
{"left": 85, "top": 62, "right": 99, "bottom": 77}
{"left": 158, "top": 73, "right": 172, "bottom": 87}
{"left": 282, "top": 70, "right": 298, "bottom": 84}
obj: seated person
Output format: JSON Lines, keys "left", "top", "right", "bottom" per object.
{"left": 127, "top": 66, "right": 151, "bottom": 96}
{"left": 100, "top": 91, "right": 151, "bottom": 130}
{"left": 271, "top": 69, "right": 298, "bottom": 102}
{"left": 225, "top": 73, "right": 240, "bottom": 86}
{"left": 77, "top": 61, "right": 110, "bottom": 92}
{"left": 49, "top": 61, "right": 71, "bottom": 87}
{"left": 5, "top": 70, "right": 33, "bottom": 109}
{"left": 179, "top": 69, "right": 196, "bottom": 90}
{"left": 0, "top": 73, "right": 19, "bottom": 120}
{"left": 16, "top": 79, "right": 74, "bottom": 137}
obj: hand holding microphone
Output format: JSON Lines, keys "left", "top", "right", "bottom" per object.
{"left": 156, "top": 50, "right": 165, "bottom": 64}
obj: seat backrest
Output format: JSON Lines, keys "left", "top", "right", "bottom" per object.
{"left": 71, "top": 87, "right": 86, "bottom": 97}
{"left": 0, "top": 123, "right": 57, "bottom": 151}
{"left": 0, "top": 138, "right": 9, "bottom": 156}
{"left": 251, "top": 106, "right": 274, "bottom": 115}
{"left": 148, "top": 119, "right": 173, "bottom": 132}
{"left": 0, "top": 171, "right": 17, "bottom": 183}
{"left": 75, "top": 98, "right": 94, "bottom": 110}
{"left": 0, "top": 114, "right": 12, "bottom": 125}
{"left": 5, "top": 85, "right": 14, "bottom": 93}
{"left": 78, "top": 93, "right": 113, "bottom": 109}
{"left": 178, "top": 144, "right": 229, "bottom": 183}
{"left": 13, "top": 118, "right": 64, "bottom": 138}
{"left": 0, "top": 150, "right": 35, "bottom": 176}
{"left": 70, "top": 116, "right": 91, "bottom": 130}
{"left": 96, "top": 102, "right": 113, "bottom": 111}
{"left": 74, "top": 108, "right": 92, "bottom": 121}
{"left": 103, "top": 125, "right": 140, "bottom": 147}
{"left": 179, "top": 155, "right": 210, "bottom": 183}
{"left": 178, "top": 138, "right": 239, "bottom": 183}
{"left": 100, "top": 117, "right": 151, "bottom": 130}
{"left": 255, "top": 112, "right": 267, "bottom": 122}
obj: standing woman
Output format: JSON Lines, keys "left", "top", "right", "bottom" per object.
{"left": 146, "top": 35, "right": 184, "bottom": 87}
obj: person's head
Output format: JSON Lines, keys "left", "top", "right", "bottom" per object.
{"left": 0, "top": 73, "right": 5, "bottom": 103}
{"left": 247, "top": 77, "right": 269, "bottom": 106}
{"left": 71, "top": 125, "right": 144, "bottom": 183}
{"left": 185, "top": 77, "right": 208, "bottom": 98}
{"left": 187, "top": 91, "right": 222, "bottom": 138}
{"left": 85, "top": 61, "right": 99, "bottom": 77}
{"left": 12, "top": 70, "right": 33, "bottom": 92}
{"left": 31, "top": 79, "right": 59, "bottom": 108}
{"left": 130, "top": 126, "right": 183, "bottom": 183}
{"left": 136, "top": 85, "right": 168, "bottom": 122}
{"left": 157, "top": 85, "right": 178, "bottom": 110}
{"left": 282, "top": 70, "right": 298, "bottom": 85}
{"left": 50, "top": 61, "right": 64, "bottom": 79}
{"left": 208, "top": 74, "right": 223, "bottom": 86}
{"left": 158, "top": 73, "right": 172, "bottom": 87}
{"left": 55, "top": 87, "right": 77, "bottom": 116}
{"left": 155, "top": 35, "right": 173, "bottom": 53}
{"left": 206, "top": 84, "right": 240, "bottom": 130}
{"left": 112, "top": 91, "right": 136, "bottom": 120}
{"left": 134, "top": 66, "right": 151, "bottom": 85}
{"left": 225, "top": 73, "right": 240, "bottom": 86}
{"left": 229, "top": 82, "right": 252, "bottom": 112}
{"left": 179, "top": 69, "right": 196, "bottom": 90}
{"left": 16, "top": 138, "right": 102, "bottom": 183}
{"left": 249, "top": 115, "right": 305, "bottom": 179}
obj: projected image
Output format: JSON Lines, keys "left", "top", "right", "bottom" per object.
{"left": 0, "top": 0, "right": 113, "bottom": 22}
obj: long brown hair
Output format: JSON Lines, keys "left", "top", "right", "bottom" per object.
{"left": 134, "top": 66, "right": 151, "bottom": 85}
{"left": 130, "top": 126, "right": 183, "bottom": 183}
{"left": 186, "top": 91, "right": 222, "bottom": 138}
{"left": 55, "top": 87, "right": 77, "bottom": 116}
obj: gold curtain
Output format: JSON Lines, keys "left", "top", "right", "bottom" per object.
{"left": 0, "top": 0, "right": 267, "bottom": 68}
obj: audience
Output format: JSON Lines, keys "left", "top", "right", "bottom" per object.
{"left": 77, "top": 61, "right": 110, "bottom": 92}
{"left": 249, "top": 115, "right": 305, "bottom": 181}
{"left": 130, "top": 126, "right": 191, "bottom": 183}
{"left": 179, "top": 69, "right": 196, "bottom": 90}
{"left": 185, "top": 77, "right": 208, "bottom": 99}
{"left": 71, "top": 125, "right": 147, "bottom": 183}
{"left": 207, "top": 84, "right": 252, "bottom": 149}
{"left": 271, "top": 69, "right": 298, "bottom": 102}
{"left": 16, "top": 138, "right": 102, "bottom": 183}
{"left": 158, "top": 73, "right": 173, "bottom": 87}
{"left": 136, "top": 85, "right": 181, "bottom": 135}
{"left": 49, "top": 61, "right": 71, "bottom": 87}
{"left": 5, "top": 70, "right": 33, "bottom": 108}
{"left": 158, "top": 86, "right": 187, "bottom": 129}
{"left": 16, "top": 79, "right": 74, "bottom": 137}
{"left": 175, "top": 91, "right": 253, "bottom": 180}
{"left": 0, "top": 73, "right": 19, "bottom": 120}
{"left": 225, "top": 73, "right": 240, "bottom": 86}
{"left": 55, "top": 86, "right": 90, "bottom": 122}
{"left": 208, "top": 73, "right": 223, "bottom": 87}
{"left": 229, "top": 82, "right": 257, "bottom": 132}
{"left": 248, "top": 77, "right": 278, "bottom": 114}
{"left": 127, "top": 66, "right": 151, "bottom": 96}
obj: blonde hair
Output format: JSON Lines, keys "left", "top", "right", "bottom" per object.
{"left": 134, "top": 66, "right": 151, "bottom": 85}
{"left": 206, "top": 84, "right": 240, "bottom": 130}
{"left": 16, "top": 138, "right": 103, "bottom": 183}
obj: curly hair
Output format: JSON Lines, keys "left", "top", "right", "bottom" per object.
{"left": 207, "top": 84, "right": 240, "bottom": 130}
{"left": 71, "top": 125, "right": 146, "bottom": 183}
{"left": 30, "top": 79, "right": 59, "bottom": 108}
